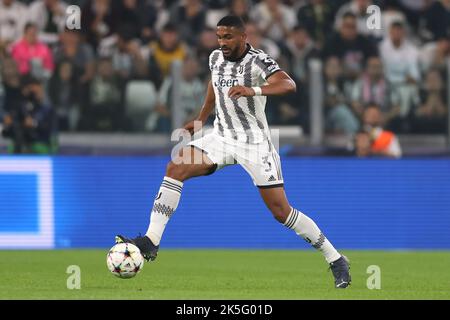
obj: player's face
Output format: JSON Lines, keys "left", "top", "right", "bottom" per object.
{"left": 216, "top": 26, "right": 245, "bottom": 59}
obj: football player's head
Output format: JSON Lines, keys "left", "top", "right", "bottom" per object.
{"left": 216, "top": 16, "right": 247, "bottom": 60}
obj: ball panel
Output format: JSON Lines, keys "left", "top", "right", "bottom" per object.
{"left": 106, "top": 243, "right": 144, "bottom": 279}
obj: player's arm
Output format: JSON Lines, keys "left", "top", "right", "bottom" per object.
{"left": 228, "top": 71, "right": 296, "bottom": 99}
{"left": 184, "top": 80, "right": 215, "bottom": 134}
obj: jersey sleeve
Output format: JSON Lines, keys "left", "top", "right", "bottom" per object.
{"left": 255, "top": 52, "right": 281, "bottom": 80}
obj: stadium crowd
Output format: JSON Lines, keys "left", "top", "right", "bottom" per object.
{"left": 0, "top": 0, "right": 449, "bottom": 154}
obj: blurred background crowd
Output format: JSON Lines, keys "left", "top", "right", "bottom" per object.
{"left": 0, "top": 0, "right": 449, "bottom": 156}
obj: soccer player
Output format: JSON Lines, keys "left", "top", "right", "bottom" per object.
{"left": 116, "top": 16, "right": 351, "bottom": 288}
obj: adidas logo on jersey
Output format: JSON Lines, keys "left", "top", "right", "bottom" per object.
{"left": 268, "top": 175, "right": 276, "bottom": 182}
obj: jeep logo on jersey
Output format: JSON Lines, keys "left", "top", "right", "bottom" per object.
{"left": 214, "top": 77, "right": 239, "bottom": 88}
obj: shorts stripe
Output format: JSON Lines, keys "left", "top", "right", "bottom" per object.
{"left": 271, "top": 152, "right": 280, "bottom": 180}
{"left": 257, "top": 183, "right": 284, "bottom": 189}
{"left": 276, "top": 153, "right": 283, "bottom": 180}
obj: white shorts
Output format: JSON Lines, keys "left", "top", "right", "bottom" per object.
{"left": 187, "top": 133, "right": 284, "bottom": 188}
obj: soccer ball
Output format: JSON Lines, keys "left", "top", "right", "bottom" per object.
{"left": 107, "top": 243, "right": 144, "bottom": 279}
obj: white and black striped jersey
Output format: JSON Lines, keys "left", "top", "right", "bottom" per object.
{"left": 209, "top": 44, "right": 281, "bottom": 144}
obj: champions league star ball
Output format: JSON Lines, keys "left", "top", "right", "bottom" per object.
{"left": 107, "top": 243, "right": 144, "bottom": 279}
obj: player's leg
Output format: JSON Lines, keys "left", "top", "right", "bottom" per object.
{"left": 116, "top": 145, "right": 217, "bottom": 261}
{"left": 145, "top": 145, "right": 216, "bottom": 246}
{"left": 259, "top": 186, "right": 341, "bottom": 263}
{"left": 259, "top": 186, "right": 351, "bottom": 288}
{"left": 239, "top": 142, "right": 350, "bottom": 287}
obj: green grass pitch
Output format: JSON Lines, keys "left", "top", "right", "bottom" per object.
{"left": 1, "top": 250, "right": 449, "bottom": 299}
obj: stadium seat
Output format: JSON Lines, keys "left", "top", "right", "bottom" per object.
{"left": 124, "top": 80, "right": 158, "bottom": 131}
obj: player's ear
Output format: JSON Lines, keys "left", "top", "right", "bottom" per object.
{"left": 241, "top": 30, "right": 247, "bottom": 41}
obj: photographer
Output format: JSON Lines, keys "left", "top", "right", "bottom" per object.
{"left": 351, "top": 104, "right": 402, "bottom": 158}
{"left": 2, "top": 75, "right": 56, "bottom": 154}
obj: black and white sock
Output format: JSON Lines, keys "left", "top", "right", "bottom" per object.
{"left": 145, "top": 176, "right": 183, "bottom": 246}
{"left": 284, "top": 207, "right": 341, "bottom": 263}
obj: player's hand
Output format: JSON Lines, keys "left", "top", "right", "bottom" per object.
{"left": 184, "top": 119, "right": 203, "bottom": 136}
{"left": 228, "top": 86, "right": 255, "bottom": 99}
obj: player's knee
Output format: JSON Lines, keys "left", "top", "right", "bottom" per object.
{"left": 269, "top": 203, "right": 291, "bottom": 224}
{"left": 166, "top": 161, "right": 187, "bottom": 182}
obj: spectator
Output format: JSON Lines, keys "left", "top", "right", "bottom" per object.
{"left": 245, "top": 22, "right": 280, "bottom": 60}
{"left": 323, "top": 12, "right": 378, "bottom": 80}
{"left": 360, "top": 104, "right": 402, "bottom": 158}
{"left": 28, "top": 0, "right": 68, "bottom": 45}
{"left": 48, "top": 60, "right": 79, "bottom": 131}
{"left": 334, "top": 0, "right": 383, "bottom": 40}
{"left": 150, "top": 0, "right": 171, "bottom": 33}
{"left": 82, "top": 58, "right": 123, "bottom": 131}
{"left": 148, "top": 23, "right": 188, "bottom": 86}
{"left": 1, "top": 57, "right": 22, "bottom": 120}
{"left": 380, "top": 21, "right": 420, "bottom": 84}
{"left": 228, "top": 0, "right": 252, "bottom": 24}
{"left": 265, "top": 55, "right": 304, "bottom": 127}
{"left": 296, "top": 0, "right": 335, "bottom": 49}
{"left": 0, "top": 62, "right": 4, "bottom": 113}
{"left": 156, "top": 56, "right": 204, "bottom": 132}
{"left": 422, "top": 0, "right": 450, "bottom": 42}
{"left": 353, "top": 130, "right": 373, "bottom": 157}
{"left": 2, "top": 75, "right": 56, "bottom": 154}
{"left": 412, "top": 69, "right": 448, "bottom": 134}
{"left": 396, "top": 0, "right": 428, "bottom": 32}
{"left": 419, "top": 33, "right": 450, "bottom": 73}
{"left": 169, "top": 0, "right": 206, "bottom": 46}
{"left": 324, "top": 56, "right": 359, "bottom": 134}
{"left": 81, "top": 0, "right": 116, "bottom": 51}
{"left": 205, "top": 0, "right": 229, "bottom": 29}
{"left": 379, "top": 21, "right": 420, "bottom": 131}
{"left": 0, "top": 0, "right": 28, "bottom": 46}
{"left": 10, "top": 23, "right": 54, "bottom": 79}
{"left": 380, "top": 2, "right": 408, "bottom": 41}
{"left": 350, "top": 56, "right": 400, "bottom": 121}
{"left": 250, "top": 0, "right": 297, "bottom": 44}
{"left": 113, "top": 0, "right": 157, "bottom": 43}
{"left": 112, "top": 27, "right": 148, "bottom": 81}
{"left": 53, "top": 29, "right": 96, "bottom": 87}
{"left": 195, "top": 27, "right": 219, "bottom": 81}
{"left": 283, "top": 25, "right": 320, "bottom": 84}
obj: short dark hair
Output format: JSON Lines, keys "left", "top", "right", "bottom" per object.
{"left": 292, "top": 25, "right": 309, "bottom": 34}
{"left": 24, "top": 22, "right": 36, "bottom": 33}
{"left": 342, "top": 12, "right": 357, "bottom": 20}
{"left": 162, "top": 23, "right": 178, "bottom": 33}
{"left": 365, "top": 102, "right": 381, "bottom": 111}
{"left": 117, "top": 25, "right": 136, "bottom": 41}
{"left": 391, "top": 21, "right": 404, "bottom": 29}
{"left": 217, "top": 15, "right": 245, "bottom": 31}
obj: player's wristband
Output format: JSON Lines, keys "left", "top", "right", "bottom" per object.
{"left": 252, "top": 87, "right": 262, "bottom": 96}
